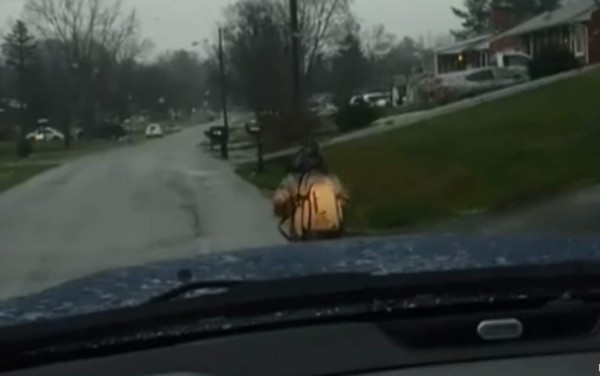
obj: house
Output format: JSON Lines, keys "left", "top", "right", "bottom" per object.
{"left": 498, "top": 0, "right": 600, "bottom": 65}
{"left": 434, "top": 4, "right": 520, "bottom": 74}
{"left": 434, "top": 34, "right": 494, "bottom": 74}
{"left": 434, "top": 0, "right": 600, "bottom": 75}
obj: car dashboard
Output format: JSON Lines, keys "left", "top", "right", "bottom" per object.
{"left": 3, "top": 316, "right": 598, "bottom": 376}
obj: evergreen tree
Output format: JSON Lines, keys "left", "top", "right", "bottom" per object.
{"left": 2, "top": 20, "right": 37, "bottom": 156}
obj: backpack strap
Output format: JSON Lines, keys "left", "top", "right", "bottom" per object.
{"left": 296, "top": 172, "right": 312, "bottom": 241}
{"left": 277, "top": 217, "right": 294, "bottom": 242}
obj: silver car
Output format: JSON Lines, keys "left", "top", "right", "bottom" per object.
{"left": 436, "top": 67, "right": 528, "bottom": 99}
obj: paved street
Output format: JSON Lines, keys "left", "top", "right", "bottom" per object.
{"left": 0, "top": 123, "right": 285, "bottom": 300}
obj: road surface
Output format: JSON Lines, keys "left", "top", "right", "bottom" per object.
{"left": 0, "top": 123, "right": 285, "bottom": 300}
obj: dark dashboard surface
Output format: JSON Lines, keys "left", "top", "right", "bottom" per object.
{"left": 3, "top": 320, "right": 597, "bottom": 376}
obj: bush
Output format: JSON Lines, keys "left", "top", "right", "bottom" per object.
{"left": 528, "top": 45, "right": 580, "bottom": 80}
{"left": 335, "top": 104, "right": 384, "bottom": 132}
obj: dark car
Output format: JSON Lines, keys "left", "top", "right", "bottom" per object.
{"left": 85, "top": 123, "right": 128, "bottom": 141}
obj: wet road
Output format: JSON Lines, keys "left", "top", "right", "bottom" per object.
{"left": 0, "top": 123, "right": 285, "bottom": 300}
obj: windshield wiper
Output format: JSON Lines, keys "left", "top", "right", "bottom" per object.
{"left": 147, "top": 280, "right": 243, "bottom": 304}
{"left": 145, "top": 270, "right": 370, "bottom": 304}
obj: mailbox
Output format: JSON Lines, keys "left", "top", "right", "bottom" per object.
{"left": 245, "top": 120, "right": 262, "bottom": 136}
{"left": 205, "top": 125, "right": 226, "bottom": 151}
{"left": 244, "top": 120, "right": 264, "bottom": 173}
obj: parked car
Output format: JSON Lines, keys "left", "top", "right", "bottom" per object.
{"left": 310, "top": 103, "right": 338, "bottom": 117}
{"left": 365, "top": 93, "right": 392, "bottom": 107}
{"left": 86, "top": 124, "right": 128, "bottom": 141}
{"left": 491, "top": 51, "right": 532, "bottom": 77}
{"left": 145, "top": 123, "right": 164, "bottom": 138}
{"left": 26, "top": 127, "right": 65, "bottom": 142}
{"left": 436, "top": 67, "right": 528, "bottom": 99}
{"left": 349, "top": 92, "right": 391, "bottom": 108}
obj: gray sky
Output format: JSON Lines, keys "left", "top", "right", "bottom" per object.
{"left": 0, "top": 0, "right": 463, "bottom": 54}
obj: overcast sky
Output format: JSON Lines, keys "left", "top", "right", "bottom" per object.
{"left": 0, "top": 0, "right": 462, "bottom": 54}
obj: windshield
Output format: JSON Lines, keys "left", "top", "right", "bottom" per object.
{"left": 0, "top": 0, "right": 597, "bottom": 327}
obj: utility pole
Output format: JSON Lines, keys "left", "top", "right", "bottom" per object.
{"left": 218, "top": 27, "right": 229, "bottom": 160}
{"left": 17, "top": 40, "right": 25, "bottom": 142}
{"left": 289, "top": 0, "right": 301, "bottom": 107}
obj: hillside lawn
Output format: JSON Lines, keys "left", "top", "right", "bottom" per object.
{"left": 238, "top": 68, "right": 600, "bottom": 231}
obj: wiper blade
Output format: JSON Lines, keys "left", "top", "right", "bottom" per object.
{"left": 145, "top": 271, "right": 370, "bottom": 304}
{"left": 147, "top": 280, "right": 243, "bottom": 304}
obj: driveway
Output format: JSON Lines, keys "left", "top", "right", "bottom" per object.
{"left": 0, "top": 123, "right": 285, "bottom": 300}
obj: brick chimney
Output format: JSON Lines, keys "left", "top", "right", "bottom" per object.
{"left": 489, "top": 1, "right": 520, "bottom": 53}
{"left": 490, "top": 1, "right": 516, "bottom": 33}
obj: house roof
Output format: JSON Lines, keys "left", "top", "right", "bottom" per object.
{"left": 501, "top": 0, "right": 598, "bottom": 37}
{"left": 435, "top": 34, "right": 494, "bottom": 54}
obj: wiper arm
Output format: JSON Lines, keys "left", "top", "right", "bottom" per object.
{"left": 145, "top": 270, "right": 371, "bottom": 304}
{"left": 144, "top": 268, "right": 245, "bottom": 304}
{"left": 147, "top": 280, "right": 243, "bottom": 304}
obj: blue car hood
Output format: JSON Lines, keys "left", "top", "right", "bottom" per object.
{"left": 1, "top": 234, "right": 600, "bottom": 327}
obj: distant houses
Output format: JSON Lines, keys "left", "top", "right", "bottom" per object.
{"left": 434, "top": 0, "right": 600, "bottom": 75}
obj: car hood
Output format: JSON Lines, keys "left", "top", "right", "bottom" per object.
{"left": 0, "top": 234, "right": 599, "bottom": 327}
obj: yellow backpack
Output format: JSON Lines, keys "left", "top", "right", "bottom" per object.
{"left": 292, "top": 173, "right": 344, "bottom": 239}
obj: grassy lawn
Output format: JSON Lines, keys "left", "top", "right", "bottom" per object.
{"left": 0, "top": 120, "right": 189, "bottom": 193}
{"left": 0, "top": 164, "right": 58, "bottom": 192}
{"left": 239, "top": 68, "right": 600, "bottom": 231}
{"left": 0, "top": 140, "right": 120, "bottom": 193}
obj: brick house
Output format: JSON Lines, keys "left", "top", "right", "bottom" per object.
{"left": 498, "top": 0, "right": 600, "bottom": 65}
{"left": 434, "top": 4, "right": 520, "bottom": 74}
{"left": 434, "top": 0, "right": 600, "bottom": 75}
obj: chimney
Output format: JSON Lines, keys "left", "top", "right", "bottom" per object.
{"left": 490, "top": 2, "right": 515, "bottom": 34}
{"left": 489, "top": 1, "right": 523, "bottom": 53}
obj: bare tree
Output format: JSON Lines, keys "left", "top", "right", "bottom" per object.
{"left": 274, "top": 0, "right": 352, "bottom": 78}
{"left": 361, "top": 23, "right": 397, "bottom": 61}
{"left": 223, "top": 0, "right": 291, "bottom": 113}
{"left": 24, "top": 0, "right": 140, "bottom": 64}
{"left": 23, "top": 0, "right": 141, "bottom": 145}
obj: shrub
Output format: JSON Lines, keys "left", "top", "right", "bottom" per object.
{"left": 335, "top": 103, "right": 384, "bottom": 132}
{"left": 528, "top": 45, "right": 580, "bottom": 80}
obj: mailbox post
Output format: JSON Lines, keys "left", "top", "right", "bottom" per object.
{"left": 245, "top": 120, "right": 264, "bottom": 173}
{"left": 205, "top": 126, "right": 225, "bottom": 152}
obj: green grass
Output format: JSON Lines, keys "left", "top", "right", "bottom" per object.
{"left": 0, "top": 140, "right": 118, "bottom": 193}
{"left": 0, "top": 140, "right": 116, "bottom": 162}
{"left": 0, "top": 119, "right": 193, "bottom": 192}
{"left": 0, "top": 163, "right": 58, "bottom": 192}
{"left": 239, "top": 68, "right": 600, "bottom": 231}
